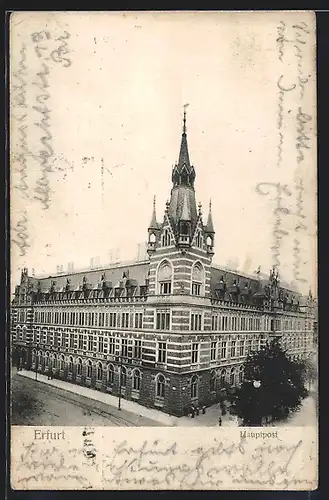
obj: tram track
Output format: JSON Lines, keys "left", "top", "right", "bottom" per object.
{"left": 15, "top": 376, "right": 137, "bottom": 426}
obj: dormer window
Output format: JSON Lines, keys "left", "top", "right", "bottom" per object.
{"left": 161, "top": 228, "right": 171, "bottom": 247}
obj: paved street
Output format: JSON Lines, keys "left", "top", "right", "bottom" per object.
{"left": 11, "top": 371, "right": 162, "bottom": 427}
{"left": 11, "top": 368, "right": 317, "bottom": 427}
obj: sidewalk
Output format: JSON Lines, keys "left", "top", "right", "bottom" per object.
{"left": 16, "top": 369, "right": 233, "bottom": 427}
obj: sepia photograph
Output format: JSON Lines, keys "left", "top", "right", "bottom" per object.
{"left": 9, "top": 11, "right": 317, "bottom": 490}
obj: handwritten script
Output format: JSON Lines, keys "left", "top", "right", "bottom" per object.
{"left": 256, "top": 20, "right": 314, "bottom": 287}
{"left": 12, "top": 429, "right": 317, "bottom": 490}
{"left": 11, "top": 27, "right": 72, "bottom": 258}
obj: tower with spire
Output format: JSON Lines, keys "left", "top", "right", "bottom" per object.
{"left": 147, "top": 106, "right": 216, "bottom": 297}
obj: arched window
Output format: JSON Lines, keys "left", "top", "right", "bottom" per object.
{"left": 45, "top": 352, "right": 49, "bottom": 367}
{"left": 107, "top": 364, "right": 114, "bottom": 385}
{"left": 161, "top": 228, "right": 171, "bottom": 247}
{"left": 120, "top": 366, "right": 127, "bottom": 387}
{"left": 97, "top": 362, "right": 103, "bottom": 381}
{"left": 133, "top": 369, "right": 141, "bottom": 390}
{"left": 87, "top": 360, "right": 92, "bottom": 378}
{"left": 77, "top": 358, "right": 82, "bottom": 376}
{"left": 149, "top": 232, "right": 156, "bottom": 243}
{"left": 156, "top": 374, "right": 165, "bottom": 398}
{"left": 210, "top": 371, "right": 216, "bottom": 392}
{"left": 32, "top": 349, "right": 36, "bottom": 365}
{"left": 195, "top": 231, "right": 203, "bottom": 248}
{"left": 191, "top": 374, "right": 198, "bottom": 398}
{"left": 60, "top": 354, "right": 65, "bottom": 371}
{"left": 206, "top": 235, "right": 213, "bottom": 247}
{"left": 220, "top": 369, "right": 226, "bottom": 388}
{"left": 68, "top": 356, "right": 73, "bottom": 373}
{"left": 191, "top": 262, "right": 204, "bottom": 296}
{"left": 230, "top": 367, "right": 236, "bottom": 386}
{"left": 238, "top": 365, "right": 244, "bottom": 384}
{"left": 53, "top": 354, "right": 58, "bottom": 369}
{"left": 157, "top": 260, "right": 173, "bottom": 295}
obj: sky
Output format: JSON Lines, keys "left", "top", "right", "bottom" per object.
{"left": 10, "top": 11, "right": 317, "bottom": 295}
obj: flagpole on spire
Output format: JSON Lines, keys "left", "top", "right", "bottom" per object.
{"left": 183, "top": 103, "right": 189, "bottom": 134}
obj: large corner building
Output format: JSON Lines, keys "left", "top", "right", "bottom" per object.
{"left": 11, "top": 112, "right": 317, "bottom": 416}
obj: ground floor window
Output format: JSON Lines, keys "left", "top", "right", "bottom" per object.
{"left": 133, "top": 369, "right": 141, "bottom": 390}
{"left": 97, "top": 362, "right": 103, "bottom": 381}
{"left": 77, "top": 358, "right": 82, "bottom": 375}
{"left": 120, "top": 366, "right": 127, "bottom": 387}
{"left": 87, "top": 360, "right": 92, "bottom": 378}
{"left": 156, "top": 374, "right": 165, "bottom": 398}
{"left": 107, "top": 364, "right": 114, "bottom": 385}
{"left": 191, "top": 374, "right": 198, "bottom": 398}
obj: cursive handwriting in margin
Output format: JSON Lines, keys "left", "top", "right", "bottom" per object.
{"left": 258, "top": 20, "right": 313, "bottom": 284}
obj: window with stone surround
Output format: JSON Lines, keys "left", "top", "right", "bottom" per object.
{"left": 156, "top": 310, "right": 170, "bottom": 330}
{"left": 157, "top": 341, "right": 167, "bottom": 363}
{"left": 134, "top": 312, "right": 143, "bottom": 329}
{"left": 133, "top": 369, "right": 141, "bottom": 390}
{"left": 191, "top": 374, "right": 199, "bottom": 398}
{"left": 210, "top": 341, "right": 217, "bottom": 360}
{"left": 156, "top": 374, "right": 165, "bottom": 398}
{"left": 191, "top": 342, "right": 199, "bottom": 364}
{"left": 157, "top": 260, "right": 173, "bottom": 295}
{"left": 134, "top": 339, "right": 142, "bottom": 358}
{"left": 191, "top": 313, "right": 202, "bottom": 331}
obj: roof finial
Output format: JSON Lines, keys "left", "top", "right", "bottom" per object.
{"left": 183, "top": 103, "right": 189, "bottom": 134}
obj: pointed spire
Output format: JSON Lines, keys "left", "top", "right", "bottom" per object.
{"left": 181, "top": 193, "right": 191, "bottom": 221}
{"left": 206, "top": 199, "right": 215, "bottom": 233}
{"left": 148, "top": 195, "right": 158, "bottom": 229}
{"left": 178, "top": 104, "right": 191, "bottom": 168}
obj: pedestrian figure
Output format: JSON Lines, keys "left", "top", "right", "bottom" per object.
{"left": 191, "top": 406, "right": 195, "bottom": 418}
{"left": 202, "top": 406, "right": 206, "bottom": 414}
{"left": 196, "top": 406, "right": 200, "bottom": 416}
{"left": 218, "top": 417, "right": 222, "bottom": 426}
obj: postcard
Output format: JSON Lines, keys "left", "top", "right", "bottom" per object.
{"left": 9, "top": 10, "right": 318, "bottom": 490}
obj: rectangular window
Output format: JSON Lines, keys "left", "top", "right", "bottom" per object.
{"left": 109, "top": 313, "right": 117, "bottom": 328}
{"left": 211, "top": 315, "right": 218, "bottom": 331}
{"left": 239, "top": 340, "right": 245, "bottom": 357}
{"left": 191, "top": 313, "right": 202, "bottom": 331}
{"left": 122, "top": 312, "right": 129, "bottom": 328}
{"left": 246, "top": 339, "right": 252, "bottom": 353}
{"left": 221, "top": 341, "right": 227, "bottom": 359}
{"left": 160, "top": 282, "right": 171, "bottom": 295}
{"left": 134, "top": 339, "right": 142, "bottom": 358}
{"left": 157, "top": 342, "right": 167, "bottom": 363}
{"left": 121, "top": 338, "right": 128, "bottom": 357}
{"left": 88, "top": 335, "right": 93, "bottom": 351}
{"left": 210, "top": 341, "right": 217, "bottom": 361}
{"left": 69, "top": 333, "right": 75, "bottom": 348}
{"left": 98, "top": 336, "right": 104, "bottom": 353}
{"left": 191, "top": 343, "right": 199, "bottom": 364}
{"left": 134, "top": 312, "right": 143, "bottom": 329}
{"left": 99, "top": 312, "right": 105, "bottom": 327}
{"left": 192, "top": 283, "right": 201, "bottom": 296}
{"left": 231, "top": 340, "right": 236, "bottom": 358}
{"left": 78, "top": 334, "right": 83, "bottom": 350}
{"left": 105, "top": 313, "right": 109, "bottom": 327}
{"left": 223, "top": 317, "right": 228, "bottom": 331}
{"left": 108, "top": 337, "right": 115, "bottom": 355}
{"left": 156, "top": 311, "right": 170, "bottom": 330}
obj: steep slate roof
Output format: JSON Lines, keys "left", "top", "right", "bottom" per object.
{"left": 30, "top": 261, "right": 150, "bottom": 293}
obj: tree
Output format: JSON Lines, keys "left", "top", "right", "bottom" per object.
{"left": 232, "top": 340, "right": 308, "bottom": 426}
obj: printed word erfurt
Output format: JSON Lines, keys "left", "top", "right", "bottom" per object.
{"left": 240, "top": 430, "right": 278, "bottom": 439}
{"left": 34, "top": 429, "right": 66, "bottom": 440}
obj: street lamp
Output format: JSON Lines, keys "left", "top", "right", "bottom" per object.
{"left": 253, "top": 380, "right": 261, "bottom": 389}
{"left": 117, "top": 354, "right": 123, "bottom": 411}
